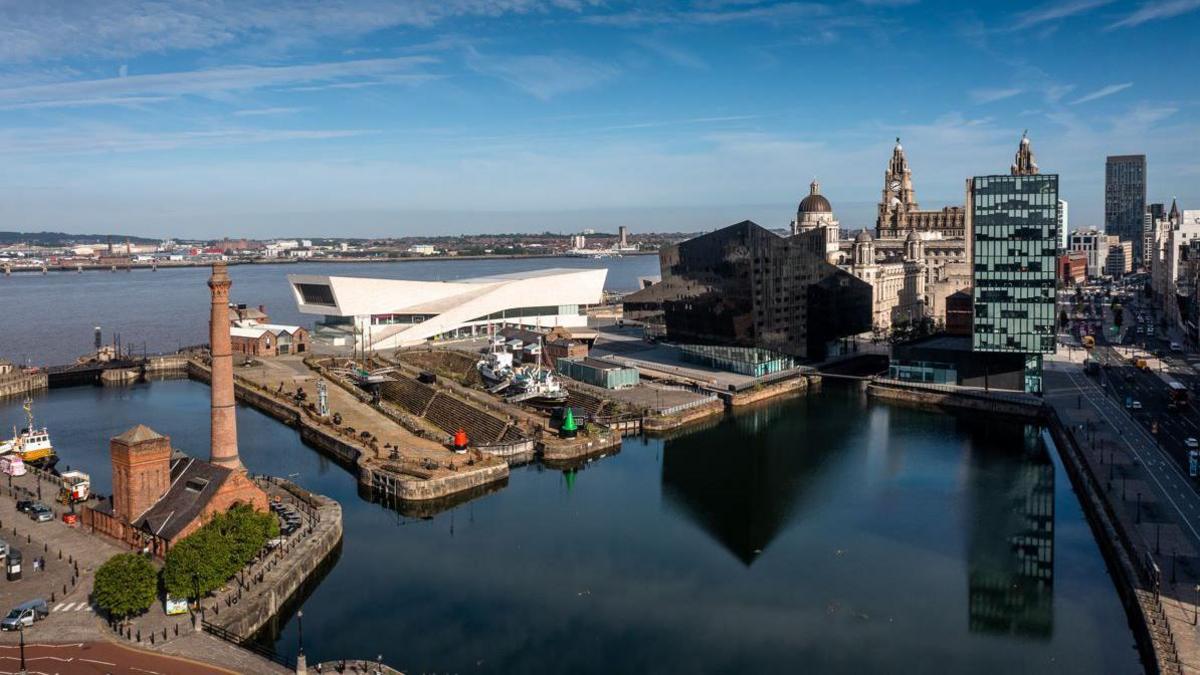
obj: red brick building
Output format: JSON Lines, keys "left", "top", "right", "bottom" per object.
{"left": 230, "top": 324, "right": 310, "bottom": 357}
{"left": 82, "top": 425, "right": 269, "bottom": 557}
{"left": 1059, "top": 252, "right": 1087, "bottom": 285}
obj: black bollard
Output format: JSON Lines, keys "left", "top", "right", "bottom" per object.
{"left": 57, "top": 550, "right": 61, "bottom": 560}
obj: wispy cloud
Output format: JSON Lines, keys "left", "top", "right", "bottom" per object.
{"left": 632, "top": 36, "right": 709, "bottom": 69}
{"left": 969, "top": 87, "right": 1024, "bottom": 104}
{"left": 1070, "top": 82, "right": 1133, "bottom": 104}
{"left": 234, "top": 107, "right": 303, "bottom": 116}
{"left": 1013, "top": 0, "right": 1114, "bottom": 28}
{"left": 584, "top": 3, "right": 835, "bottom": 28}
{"left": 0, "top": 1, "right": 595, "bottom": 63}
{"left": 0, "top": 127, "right": 373, "bottom": 156}
{"left": 1108, "top": 0, "right": 1200, "bottom": 29}
{"left": 466, "top": 49, "right": 617, "bottom": 100}
{"left": 0, "top": 58, "right": 437, "bottom": 109}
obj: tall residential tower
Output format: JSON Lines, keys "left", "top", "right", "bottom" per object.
{"left": 1105, "top": 155, "right": 1147, "bottom": 264}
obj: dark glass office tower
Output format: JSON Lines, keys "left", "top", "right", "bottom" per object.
{"left": 971, "top": 134, "right": 1059, "bottom": 393}
{"left": 1106, "top": 154, "right": 1147, "bottom": 263}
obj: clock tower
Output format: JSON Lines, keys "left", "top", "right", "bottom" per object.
{"left": 877, "top": 138, "right": 918, "bottom": 237}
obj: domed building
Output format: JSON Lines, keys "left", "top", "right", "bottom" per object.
{"left": 790, "top": 179, "right": 841, "bottom": 263}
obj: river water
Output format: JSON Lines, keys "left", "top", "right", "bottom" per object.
{"left": 0, "top": 255, "right": 659, "bottom": 366}
{"left": 0, "top": 381, "right": 1141, "bottom": 674}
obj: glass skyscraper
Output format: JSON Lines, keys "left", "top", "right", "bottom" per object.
{"left": 1105, "top": 155, "right": 1147, "bottom": 264}
{"left": 971, "top": 135, "right": 1058, "bottom": 393}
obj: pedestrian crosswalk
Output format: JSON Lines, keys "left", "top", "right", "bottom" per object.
{"left": 52, "top": 601, "right": 92, "bottom": 613}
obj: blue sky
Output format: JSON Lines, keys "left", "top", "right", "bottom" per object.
{"left": 0, "top": 0, "right": 1196, "bottom": 238}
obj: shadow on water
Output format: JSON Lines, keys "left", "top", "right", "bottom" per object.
{"left": 249, "top": 538, "right": 344, "bottom": 650}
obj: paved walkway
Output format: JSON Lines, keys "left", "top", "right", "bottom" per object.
{"left": 1046, "top": 361, "right": 1200, "bottom": 673}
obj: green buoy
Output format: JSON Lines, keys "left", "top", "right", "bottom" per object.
{"left": 561, "top": 407, "right": 578, "bottom": 438}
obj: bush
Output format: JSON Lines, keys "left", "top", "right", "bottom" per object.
{"left": 161, "top": 503, "right": 280, "bottom": 599}
{"left": 94, "top": 553, "right": 157, "bottom": 621}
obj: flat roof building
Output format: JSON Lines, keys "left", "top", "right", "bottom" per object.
{"left": 289, "top": 268, "right": 606, "bottom": 351}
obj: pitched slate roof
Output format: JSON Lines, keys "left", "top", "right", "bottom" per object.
{"left": 132, "top": 452, "right": 232, "bottom": 541}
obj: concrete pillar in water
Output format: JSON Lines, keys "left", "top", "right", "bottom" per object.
{"left": 208, "top": 262, "right": 243, "bottom": 470}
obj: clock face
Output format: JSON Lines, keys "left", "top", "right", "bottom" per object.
{"left": 889, "top": 180, "right": 902, "bottom": 193}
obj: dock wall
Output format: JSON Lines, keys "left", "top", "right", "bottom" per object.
{"left": 866, "top": 382, "right": 1045, "bottom": 421}
{"left": 206, "top": 481, "right": 343, "bottom": 642}
{"left": 0, "top": 372, "right": 47, "bottom": 399}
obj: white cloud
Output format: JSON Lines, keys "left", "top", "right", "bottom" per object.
{"left": 234, "top": 107, "right": 303, "bottom": 116}
{"left": 1012, "top": 0, "right": 1114, "bottom": 28}
{"left": 0, "top": 1, "right": 596, "bottom": 63}
{"left": 0, "top": 127, "right": 373, "bottom": 155}
{"left": 1070, "top": 82, "right": 1133, "bottom": 104}
{"left": 466, "top": 49, "right": 617, "bottom": 100}
{"left": 1108, "top": 0, "right": 1200, "bottom": 29}
{"left": 0, "top": 57, "right": 437, "bottom": 109}
{"left": 969, "top": 87, "right": 1023, "bottom": 104}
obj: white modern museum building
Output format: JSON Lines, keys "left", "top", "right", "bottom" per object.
{"left": 288, "top": 267, "right": 607, "bottom": 350}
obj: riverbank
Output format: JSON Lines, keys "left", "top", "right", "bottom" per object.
{"left": 0, "top": 250, "right": 658, "bottom": 275}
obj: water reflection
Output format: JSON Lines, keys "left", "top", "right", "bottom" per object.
{"left": 966, "top": 423, "right": 1055, "bottom": 639}
{"left": 660, "top": 397, "right": 833, "bottom": 565}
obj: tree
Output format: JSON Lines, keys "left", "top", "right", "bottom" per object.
{"left": 1059, "top": 309, "right": 1069, "bottom": 329}
{"left": 161, "top": 504, "right": 279, "bottom": 599}
{"left": 161, "top": 527, "right": 233, "bottom": 599}
{"left": 94, "top": 554, "right": 157, "bottom": 623}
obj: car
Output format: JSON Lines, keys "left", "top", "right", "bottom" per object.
{"left": 0, "top": 600, "right": 48, "bottom": 631}
{"left": 1187, "top": 438, "right": 1199, "bottom": 450}
{"left": 27, "top": 504, "right": 52, "bottom": 523}
{"left": 1172, "top": 342, "right": 1183, "bottom": 352}
{"left": 14, "top": 500, "right": 33, "bottom": 514}
{"left": 1132, "top": 401, "right": 1144, "bottom": 410}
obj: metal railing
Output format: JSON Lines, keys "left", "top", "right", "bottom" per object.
{"left": 202, "top": 620, "right": 295, "bottom": 669}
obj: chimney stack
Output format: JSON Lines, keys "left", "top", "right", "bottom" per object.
{"left": 208, "top": 262, "right": 243, "bottom": 470}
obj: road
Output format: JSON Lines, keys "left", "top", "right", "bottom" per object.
{"left": 0, "top": 641, "right": 236, "bottom": 674}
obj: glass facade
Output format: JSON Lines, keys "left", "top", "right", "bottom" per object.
{"left": 972, "top": 174, "right": 1059, "bottom": 393}
{"left": 1105, "top": 155, "right": 1146, "bottom": 263}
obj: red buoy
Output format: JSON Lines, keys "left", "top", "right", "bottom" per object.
{"left": 453, "top": 428, "right": 469, "bottom": 449}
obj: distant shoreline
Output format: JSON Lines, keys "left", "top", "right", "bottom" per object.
{"left": 0, "top": 250, "right": 658, "bottom": 275}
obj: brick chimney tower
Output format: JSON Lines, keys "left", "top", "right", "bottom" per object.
{"left": 208, "top": 262, "right": 243, "bottom": 470}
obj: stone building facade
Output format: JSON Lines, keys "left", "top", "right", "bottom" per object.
{"left": 876, "top": 139, "right": 967, "bottom": 239}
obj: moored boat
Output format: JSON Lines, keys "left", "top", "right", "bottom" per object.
{"left": 0, "top": 398, "right": 56, "bottom": 467}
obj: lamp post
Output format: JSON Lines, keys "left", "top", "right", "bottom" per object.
{"left": 192, "top": 572, "right": 202, "bottom": 631}
{"left": 295, "top": 609, "right": 307, "bottom": 675}
{"left": 18, "top": 621, "right": 26, "bottom": 675}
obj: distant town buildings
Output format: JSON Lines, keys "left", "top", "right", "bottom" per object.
{"left": 1069, "top": 229, "right": 1118, "bottom": 279}
{"left": 1105, "top": 154, "right": 1147, "bottom": 264}
{"left": 876, "top": 139, "right": 967, "bottom": 239}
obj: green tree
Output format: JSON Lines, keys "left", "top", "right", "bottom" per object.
{"left": 161, "top": 527, "right": 233, "bottom": 598}
{"left": 93, "top": 554, "right": 157, "bottom": 622}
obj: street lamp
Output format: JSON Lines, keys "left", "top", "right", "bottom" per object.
{"left": 18, "top": 621, "right": 26, "bottom": 675}
{"left": 297, "top": 609, "right": 304, "bottom": 661}
{"left": 193, "top": 572, "right": 202, "bottom": 631}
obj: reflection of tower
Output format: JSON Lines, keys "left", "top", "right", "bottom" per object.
{"left": 967, "top": 424, "right": 1054, "bottom": 638}
{"left": 208, "top": 262, "right": 243, "bottom": 470}
{"left": 661, "top": 400, "right": 829, "bottom": 565}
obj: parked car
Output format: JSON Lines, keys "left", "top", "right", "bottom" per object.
{"left": 28, "top": 504, "right": 52, "bottom": 523}
{"left": 1171, "top": 342, "right": 1183, "bottom": 352}
{"left": 14, "top": 500, "right": 33, "bottom": 514}
{"left": 1186, "top": 437, "right": 1199, "bottom": 450}
{"left": 0, "top": 599, "right": 48, "bottom": 631}
{"left": 1132, "top": 401, "right": 1144, "bottom": 411}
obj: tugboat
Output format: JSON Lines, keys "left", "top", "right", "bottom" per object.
{"left": 508, "top": 361, "right": 568, "bottom": 406}
{"left": 477, "top": 349, "right": 515, "bottom": 393}
{"left": 0, "top": 398, "right": 57, "bottom": 468}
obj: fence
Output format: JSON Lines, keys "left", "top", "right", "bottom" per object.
{"left": 202, "top": 620, "right": 295, "bottom": 669}
{"left": 649, "top": 394, "right": 720, "bottom": 417}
